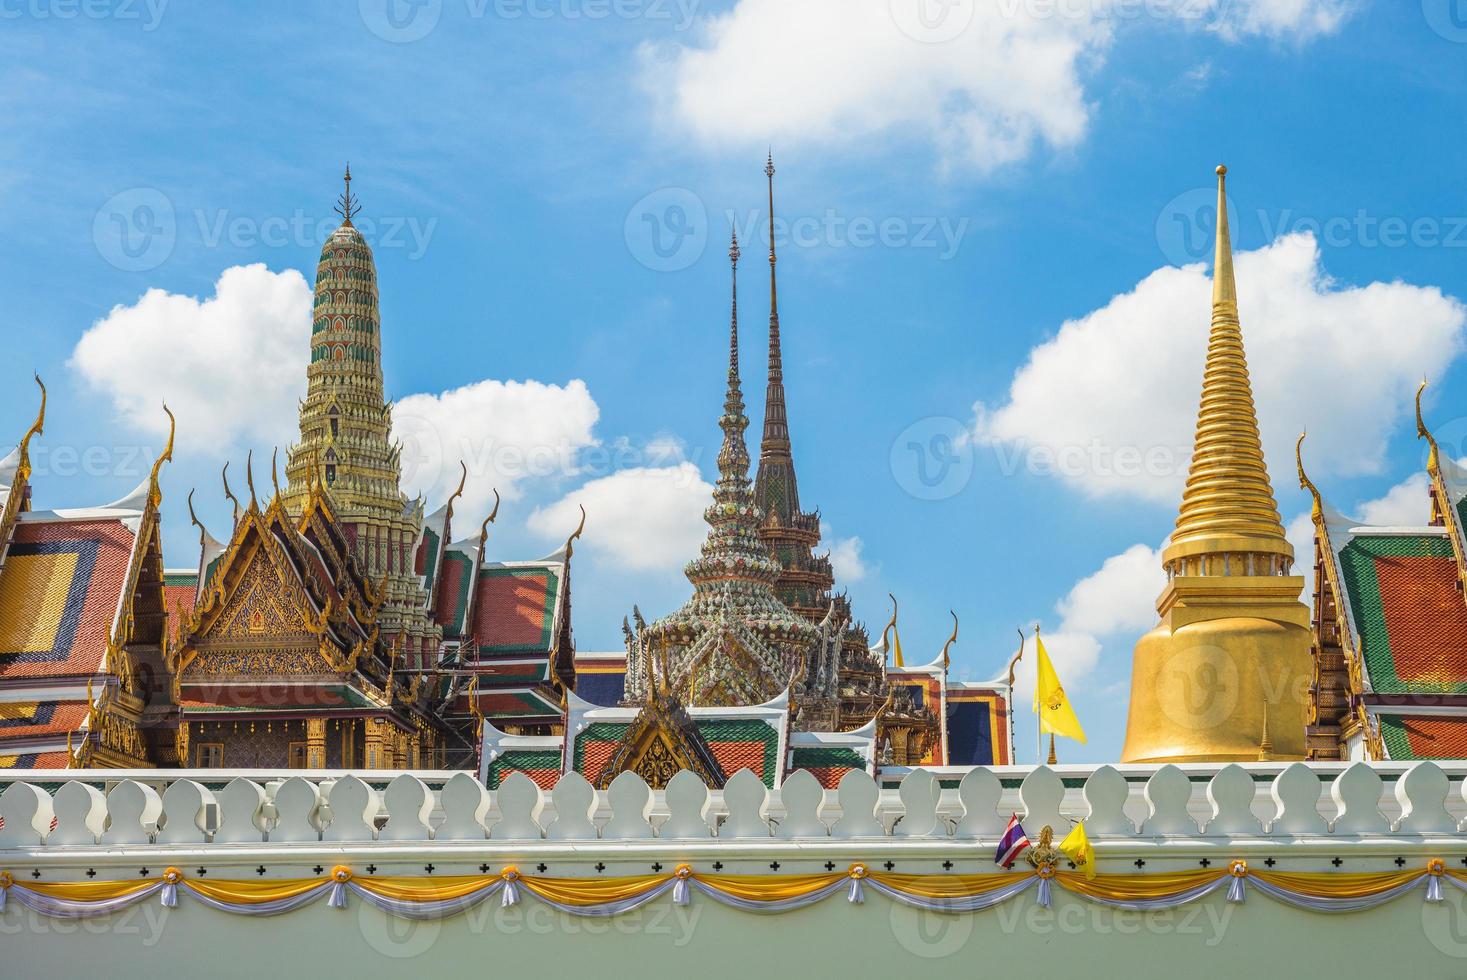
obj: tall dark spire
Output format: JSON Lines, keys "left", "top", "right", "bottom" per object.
{"left": 755, "top": 152, "right": 801, "bottom": 527}
{"left": 760, "top": 152, "right": 792, "bottom": 462}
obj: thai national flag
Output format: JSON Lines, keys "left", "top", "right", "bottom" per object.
{"left": 995, "top": 814, "right": 1030, "bottom": 868}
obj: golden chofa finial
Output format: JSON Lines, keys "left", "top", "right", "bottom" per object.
{"left": 147, "top": 403, "right": 175, "bottom": 508}
{"left": 17, "top": 373, "right": 45, "bottom": 474}
{"left": 221, "top": 461, "right": 241, "bottom": 524}
{"left": 335, "top": 163, "right": 361, "bottom": 227}
{"left": 446, "top": 461, "right": 468, "bottom": 525}
{"left": 477, "top": 488, "right": 500, "bottom": 552}
{"left": 187, "top": 488, "right": 206, "bottom": 546}
{"left": 270, "top": 447, "right": 281, "bottom": 499}
{"left": 245, "top": 449, "right": 257, "bottom": 507}
{"left": 564, "top": 504, "right": 587, "bottom": 560}
{"left": 1417, "top": 378, "right": 1441, "bottom": 475}
{"left": 1296, "top": 432, "right": 1324, "bottom": 524}
{"left": 940, "top": 610, "right": 959, "bottom": 671}
{"left": 880, "top": 593, "right": 898, "bottom": 652}
{"left": 1006, "top": 627, "right": 1025, "bottom": 689}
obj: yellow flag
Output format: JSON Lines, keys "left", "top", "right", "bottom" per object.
{"left": 1034, "top": 634, "right": 1086, "bottom": 743}
{"left": 1059, "top": 821, "right": 1096, "bottom": 880}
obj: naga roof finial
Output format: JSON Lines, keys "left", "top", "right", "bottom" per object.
{"left": 186, "top": 488, "right": 206, "bottom": 546}
{"left": 880, "top": 593, "right": 898, "bottom": 666}
{"left": 270, "top": 447, "right": 281, "bottom": 500}
{"left": 16, "top": 373, "right": 45, "bottom": 479}
{"left": 334, "top": 163, "right": 361, "bottom": 227}
{"left": 1417, "top": 378, "right": 1441, "bottom": 475}
{"left": 245, "top": 449, "right": 257, "bottom": 508}
{"left": 940, "top": 610, "right": 959, "bottom": 670}
{"left": 147, "top": 403, "right": 175, "bottom": 508}
{"left": 564, "top": 504, "right": 587, "bottom": 560}
{"left": 446, "top": 460, "right": 468, "bottom": 524}
{"left": 478, "top": 488, "right": 500, "bottom": 552}
{"left": 1296, "top": 431, "right": 1324, "bottom": 524}
{"left": 222, "top": 461, "right": 241, "bottom": 523}
{"left": 1006, "top": 627, "right": 1026, "bottom": 689}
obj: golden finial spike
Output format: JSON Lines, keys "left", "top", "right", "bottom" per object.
{"left": 1416, "top": 378, "right": 1442, "bottom": 475}
{"left": 940, "top": 610, "right": 958, "bottom": 670}
{"left": 1213, "top": 165, "right": 1235, "bottom": 309}
{"left": 446, "top": 460, "right": 468, "bottom": 522}
{"left": 1007, "top": 628, "right": 1026, "bottom": 688}
{"left": 147, "top": 403, "right": 175, "bottom": 506}
{"left": 221, "top": 462, "right": 241, "bottom": 524}
{"left": 245, "top": 450, "right": 257, "bottom": 507}
{"left": 187, "top": 488, "right": 206, "bottom": 545}
{"left": 1163, "top": 164, "right": 1290, "bottom": 570}
{"left": 880, "top": 593, "right": 898, "bottom": 655}
{"left": 19, "top": 373, "right": 45, "bottom": 454}
{"left": 565, "top": 504, "right": 587, "bottom": 560}
{"left": 270, "top": 447, "right": 281, "bottom": 499}
{"left": 1296, "top": 432, "right": 1323, "bottom": 524}
{"left": 478, "top": 488, "right": 501, "bottom": 551}
{"left": 1258, "top": 697, "right": 1274, "bottom": 762}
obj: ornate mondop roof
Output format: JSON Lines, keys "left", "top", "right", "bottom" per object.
{"left": 1163, "top": 166, "right": 1291, "bottom": 571}
{"left": 641, "top": 231, "right": 819, "bottom": 706}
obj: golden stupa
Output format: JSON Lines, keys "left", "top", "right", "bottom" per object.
{"left": 1120, "top": 166, "right": 1312, "bottom": 764}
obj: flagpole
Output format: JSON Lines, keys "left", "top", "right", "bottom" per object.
{"left": 1034, "top": 622, "right": 1043, "bottom": 766}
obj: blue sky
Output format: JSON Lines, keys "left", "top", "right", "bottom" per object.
{"left": 3, "top": 0, "right": 1467, "bottom": 762}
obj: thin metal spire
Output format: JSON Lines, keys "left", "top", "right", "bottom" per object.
{"left": 334, "top": 163, "right": 361, "bottom": 227}
{"left": 760, "top": 151, "right": 791, "bottom": 460}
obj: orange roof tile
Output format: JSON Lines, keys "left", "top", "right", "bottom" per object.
{"left": 0, "top": 519, "right": 135, "bottom": 679}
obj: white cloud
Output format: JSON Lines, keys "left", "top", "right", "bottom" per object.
{"left": 1210, "top": 0, "right": 1355, "bottom": 41}
{"left": 976, "top": 233, "right": 1467, "bottom": 502}
{"left": 641, "top": 0, "right": 1106, "bottom": 174}
{"left": 527, "top": 463, "right": 714, "bottom": 572}
{"left": 393, "top": 378, "right": 601, "bottom": 520}
{"left": 70, "top": 264, "right": 310, "bottom": 453}
{"left": 1057, "top": 542, "right": 1166, "bottom": 637}
{"left": 641, "top": 0, "right": 1352, "bottom": 173}
{"left": 1355, "top": 472, "right": 1431, "bottom": 527}
{"left": 824, "top": 527, "right": 870, "bottom": 584}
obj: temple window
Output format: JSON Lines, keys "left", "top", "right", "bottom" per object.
{"left": 196, "top": 743, "right": 224, "bottom": 768}
{"left": 288, "top": 742, "right": 308, "bottom": 769}
{"left": 325, "top": 464, "right": 336, "bottom": 486}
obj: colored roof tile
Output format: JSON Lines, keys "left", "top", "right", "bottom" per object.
{"left": 1380, "top": 714, "right": 1467, "bottom": 760}
{"left": 487, "top": 749, "right": 562, "bottom": 790}
{"left": 475, "top": 567, "right": 558, "bottom": 654}
{"left": 0, "top": 700, "right": 87, "bottom": 739}
{"left": 0, "top": 519, "right": 135, "bottom": 680}
{"left": 1336, "top": 534, "right": 1467, "bottom": 694}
